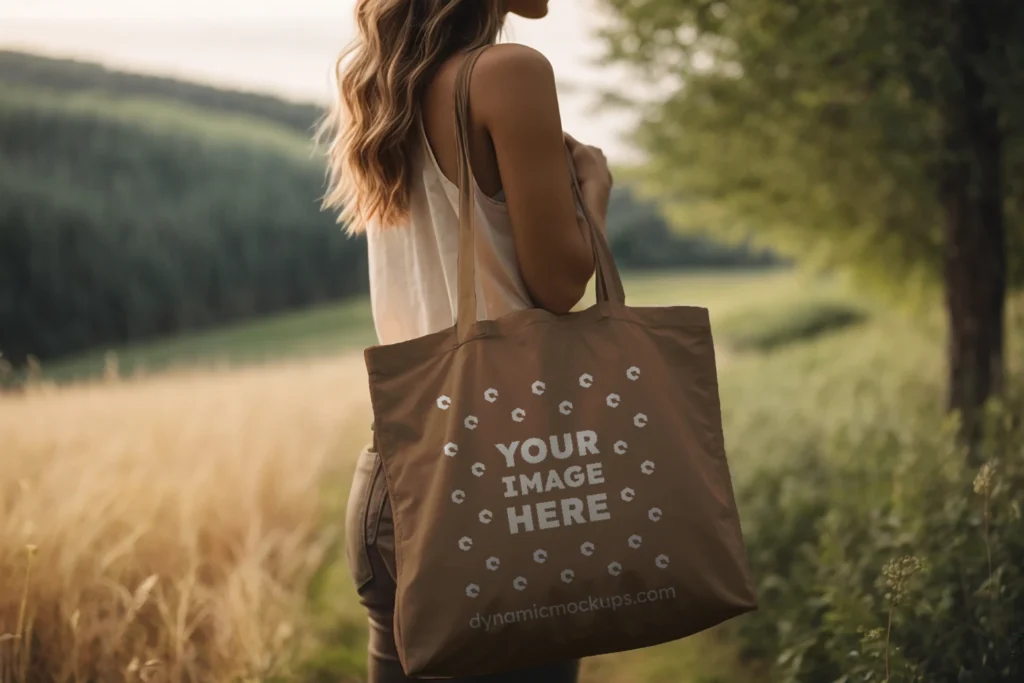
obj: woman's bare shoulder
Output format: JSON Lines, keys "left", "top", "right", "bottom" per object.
{"left": 474, "top": 43, "right": 559, "bottom": 122}
{"left": 478, "top": 43, "right": 553, "bottom": 75}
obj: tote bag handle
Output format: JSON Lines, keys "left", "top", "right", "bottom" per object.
{"left": 453, "top": 46, "right": 626, "bottom": 343}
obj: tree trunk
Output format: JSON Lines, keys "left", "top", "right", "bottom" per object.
{"left": 942, "top": 0, "right": 1007, "bottom": 453}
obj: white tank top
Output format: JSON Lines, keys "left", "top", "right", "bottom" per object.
{"left": 366, "top": 119, "right": 533, "bottom": 346}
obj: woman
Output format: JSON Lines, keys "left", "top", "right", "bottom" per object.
{"left": 321, "top": 1, "right": 614, "bottom": 680}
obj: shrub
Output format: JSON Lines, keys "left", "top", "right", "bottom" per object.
{"left": 718, "top": 299, "right": 868, "bottom": 352}
{"left": 733, "top": 391, "right": 1024, "bottom": 682}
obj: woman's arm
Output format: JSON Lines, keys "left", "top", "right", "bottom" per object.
{"left": 474, "top": 44, "right": 613, "bottom": 314}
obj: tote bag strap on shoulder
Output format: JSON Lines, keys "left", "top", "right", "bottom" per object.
{"left": 452, "top": 46, "right": 626, "bottom": 344}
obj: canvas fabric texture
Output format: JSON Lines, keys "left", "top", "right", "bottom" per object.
{"left": 363, "top": 47, "right": 757, "bottom": 679}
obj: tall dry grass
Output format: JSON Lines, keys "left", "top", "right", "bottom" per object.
{"left": 0, "top": 354, "right": 371, "bottom": 683}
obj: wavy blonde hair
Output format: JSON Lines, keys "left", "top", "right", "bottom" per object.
{"left": 319, "top": 0, "right": 505, "bottom": 234}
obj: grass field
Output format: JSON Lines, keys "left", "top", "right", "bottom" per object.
{"left": 40, "top": 297, "right": 378, "bottom": 384}
{"left": 5, "top": 268, "right": 999, "bottom": 683}
{"left": 40, "top": 268, "right": 851, "bottom": 383}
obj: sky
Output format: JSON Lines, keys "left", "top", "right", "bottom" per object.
{"left": 0, "top": 0, "right": 643, "bottom": 161}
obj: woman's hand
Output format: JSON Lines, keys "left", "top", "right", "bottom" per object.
{"left": 564, "top": 134, "right": 612, "bottom": 188}
{"left": 564, "top": 133, "right": 612, "bottom": 231}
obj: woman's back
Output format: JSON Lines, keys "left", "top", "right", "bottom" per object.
{"left": 367, "top": 110, "right": 532, "bottom": 345}
{"left": 368, "top": 43, "right": 584, "bottom": 345}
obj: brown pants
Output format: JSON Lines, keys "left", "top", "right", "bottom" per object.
{"left": 346, "top": 444, "right": 581, "bottom": 683}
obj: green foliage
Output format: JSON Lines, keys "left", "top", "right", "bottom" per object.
{"left": 597, "top": 0, "right": 1024, "bottom": 293}
{"left": 0, "top": 86, "right": 366, "bottom": 365}
{"left": 716, "top": 317, "right": 1024, "bottom": 682}
{"left": 717, "top": 298, "right": 867, "bottom": 352}
{"left": 737, "top": 399, "right": 1024, "bottom": 683}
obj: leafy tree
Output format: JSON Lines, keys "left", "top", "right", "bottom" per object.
{"left": 598, "top": 0, "right": 1024, "bottom": 444}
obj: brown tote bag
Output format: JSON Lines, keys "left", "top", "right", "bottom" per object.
{"left": 364, "top": 48, "right": 757, "bottom": 678}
